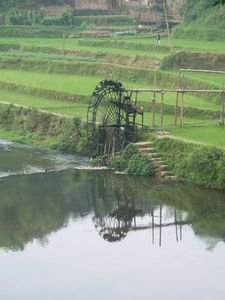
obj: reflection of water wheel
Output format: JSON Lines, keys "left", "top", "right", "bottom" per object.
{"left": 87, "top": 80, "right": 141, "bottom": 156}
{"left": 93, "top": 206, "right": 135, "bottom": 242}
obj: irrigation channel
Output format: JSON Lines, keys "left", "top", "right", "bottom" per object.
{"left": 0, "top": 139, "right": 225, "bottom": 299}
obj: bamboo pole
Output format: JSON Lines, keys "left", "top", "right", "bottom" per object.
{"left": 160, "top": 91, "right": 164, "bottom": 129}
{"left": 126, "top": 88, "right": 224, "bottom": 93}
{"left": 152, "top": 91, "right": 156, "bottom": 128}
{"left": 220, "top": 91, "right": 225, "bottom": 126}
{"left": 154, "top": 72, "right": 157, "bottom": 87}
{"left": 179, "top": 92, "right": 184, "bottom": 128}
{"left": 174, "top": 91, "right": 179, "bottom": 127}
{"left": 62, "top": 32, "right": 66, "bottom": 55}
{"left": 159, "top": 204, "right": 162, "bottom": 247}
{"left": 179, "top": 211, "right": 182, "bottom": 241}
{"left": 151, "top": 208, "right": 155, "bottom": 245}
{"left": 180, "top": 68, "right": 225, "bottom": 74}
{"left": 163, "top": 0, "right": 172, "bottom": 52}
{"left": 174, "top": 209, "right": 178, "bottom": 242}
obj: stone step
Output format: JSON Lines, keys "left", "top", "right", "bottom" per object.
{"left": 155, "top": 130, "right": 170, "bottom": 136}
{"left": 145, "top": 152, "right": 160, "bottom": 158}
{"left": 152, "top": 157, "right": 165, "bottom": 163}
{"left": 157, "top": 164, "right": 168, "bottom": 171}
{"left": 164, "top": 175, "right": 180, "bottom": 181}
{"left": 138, "top": 147, "right": 155, "bottom": 153}
{"left": 134, "top": 141, "right": 154, "bottom": 146}
{"left": 159, "top": 170, "right": 173, "bottom": 177}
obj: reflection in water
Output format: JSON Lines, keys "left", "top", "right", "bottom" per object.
{"left": 0, "top": 168, "right": 224, "bottom": 252}
{"left": 1, "top": 142, "right": 225, "bottom": 300}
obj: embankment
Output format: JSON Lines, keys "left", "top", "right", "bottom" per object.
{"left": 155, "top": 137, "right": 225, "bottom": 191}
{"left": 0, "top": 102, "right": 88, "bottom": 154}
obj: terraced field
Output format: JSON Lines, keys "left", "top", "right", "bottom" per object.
{"left": 0, "top": 34, "right": 224, "bottom": 147}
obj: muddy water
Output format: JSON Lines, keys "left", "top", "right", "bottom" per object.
{"left": 0, "top": 140, "right": 225, "bottom": 300}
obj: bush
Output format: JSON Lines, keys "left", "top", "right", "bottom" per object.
{"left": 110, "top": 143, "right": 154, "bottom": 176}
{"left": 155, "top": 138, "right": 225, "bottom": 190}
{"left": 127, "top": 153, "right": 154, "bottom": 176}
{"left": 0, "top": 103, "right": 84, "bottom": 152}
{"left": 110, "top": 156, "right": 127, "bottom": 171}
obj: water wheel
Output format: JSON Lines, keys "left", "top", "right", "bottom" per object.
{"left": 87, "top": 80, "right": 141, "bottom": 156}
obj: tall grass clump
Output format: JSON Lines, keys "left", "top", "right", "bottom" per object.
{"left": 110, "top": 144, "right": 155, "bottom": 176}
{"left": 155, "top": 138, "right": 225, "bottom": 190}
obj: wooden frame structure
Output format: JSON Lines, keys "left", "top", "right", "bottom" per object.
{"left": 125, "top": 88, "right": 225, "bottom": 129}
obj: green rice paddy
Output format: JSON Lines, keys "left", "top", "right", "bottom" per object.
{"left": 0, "top": 34, "right": 224, "bottom": 148}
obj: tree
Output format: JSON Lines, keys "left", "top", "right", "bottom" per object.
{"left": 214, "top": 0, "right": 225, "bottom": 5}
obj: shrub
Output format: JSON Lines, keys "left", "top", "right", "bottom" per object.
{"left": 155, "top": 138, "right": 225, "bottom": 190}
{"left": 127, "top": 153, "right": 154, "bottom": 176}
{"left": 110, "top": 156, "right": 127, "bottom": 171}
{"left": 110, "top": 143, "right": 154, "bottom": 176}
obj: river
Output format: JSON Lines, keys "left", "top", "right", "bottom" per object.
{"left": 0, "top": 140, "right": 225, "bottom": 300}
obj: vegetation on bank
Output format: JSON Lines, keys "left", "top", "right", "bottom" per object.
{"left": 0, "top": 11, "right": 224, "bottom": 190}
{"left": 92, "top": 143, "right": 155, "bottom": 177}
{"left": 0, "top": 103, "right": 88, "bottom": 154}
{"left": 155, "top": 138, "right": 225, "bottom": 190}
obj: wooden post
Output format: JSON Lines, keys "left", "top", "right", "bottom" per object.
{"left": 112, "top": 136, "right": 116, "bottom": 158}
{"left": 220, "top": 91, "right": 225, "bottom": 126}
{"left": 135, "top": 91, "right": 138, "bottom": 106}
{"left": 174, "top": 92, "right": 179, "bottom": 127}
{"left": 152, "top": 92, "right": 156, "bottom": 128}
{"left": 163, "top": 0, "right": 172, "bottom": 52}
{"left": 174, "top": 209, "right": 178, "bottom": 242}
{"left": 151, "top": 208, "right": 155, "bottom": 245}
{"left": 160, "top": 91, "right": 164, "bottom": 129}
{"left": 159, "top": 204, "right": 162, "bottom": 247}
{"left": 62, "top": 32, "right": 65, "bottom": 55}
{"left": 179, "top": 92, "right": 184, "bottom": 128}
{"left": 154, "top": 72, "right": 157, "bottom": 87}
{"left": 179, "top": 211, "right": 182, "bottom": 241}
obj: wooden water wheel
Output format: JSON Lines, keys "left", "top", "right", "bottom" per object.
{"left": 87, "top": 80, "right": 143, "bottom": 156}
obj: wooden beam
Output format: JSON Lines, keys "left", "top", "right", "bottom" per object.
{"left": 180, "top": 68, "right": 225, "bottom": 74}
{"left": 220, "top": 91, "right": 225, "bottom": 126}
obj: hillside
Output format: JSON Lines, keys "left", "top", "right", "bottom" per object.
{"left": 173, "top": 0, "right": 225, "bottom": 40}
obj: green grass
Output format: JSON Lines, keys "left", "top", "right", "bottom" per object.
{"left": 137, "top": 111, "right": 214, "bottom": 129}
{"left": 133, "top": 89, "right": 220, "bottom": 111}
{"left": 0, "top": 37, "right": 165, "bottom": 59}
{"left": 0, "top": 90, "right": 88, "bottom": 119}
{"left": 0, "top": 35, "right": 224, "bottom": 149}
{"left": 170, "top": 124, "right": 225, "bottom": 148}
{"left": 0, "top": 69, "right": 220, "bottom": 112}
{"left": 0, "top": 70, "right": 99, "bottom": 95}
{"left": 1, "top": 36, "right": 225, "bottom": 58}
{"left": 0, "top": 51, "right": 101, "bottom": 64}
{"left": 180, "top": 71, "right": 225, "bottom": 87}
{"left": 0, "top": 88, "right": 223, "bottom": 148}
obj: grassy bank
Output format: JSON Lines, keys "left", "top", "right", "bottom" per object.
{"left": 155, "top": 138, "right": 225, "bottom": 190}
{"left": 0, "top": 103, "right": 88, "bottom": 153}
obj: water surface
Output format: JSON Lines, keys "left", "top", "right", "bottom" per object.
{"left": 0, "top": 140, "right": 225, "bottom": 300}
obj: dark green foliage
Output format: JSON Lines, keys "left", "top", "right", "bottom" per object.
{"left": 160, "top": 51, "right": 225, "bottom": 71}
{"left": 214, "top": 0, "right": 225, "bottom": 5}
{"left": 180, "top": 0, "right": 214, "bottom": 24}
{"left": 78, "top": 39, "right": 170, "bottom": 53}
{"left": 0, "top": 103, "right": 84, "bottom": 152}
{"left": 155, "top": 138, "right": 225, "bottom": 190}
{"left": 127, "top": 154, "right": 154, "bottom": 176}
{"left": 120, "top": 143, "right": 138, "bottom": 160}
{"left": 0, "top": 25, "right": 76, "bottom": 38}
{"left": 0, "top": 0, "right": 64, "bottom": 12}
{"left": 109, "top": 143, "right": 138, "bottom": 170}
{"left": 174, "top": 0, "right": 225, "bottom": 40}
{"left": 110, "top": 143, "right": 155, "bottom": 176}
{"left": 109, "top": 156, "right": 127, "bottom": 171}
